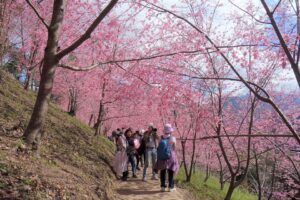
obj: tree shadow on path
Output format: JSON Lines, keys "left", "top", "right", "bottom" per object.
{"left": 115, "top": 171, "right": 186, "bottom": 200}
{"left": 116, "top": 188, "right": 162, "bottom": 196}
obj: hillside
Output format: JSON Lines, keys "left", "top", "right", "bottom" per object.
{"left": 0, "top": 70, "right": 116, "bottom": 199}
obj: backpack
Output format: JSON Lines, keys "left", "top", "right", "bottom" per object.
{"left": 157, "top": 137, "right": 172, "bottom": 160}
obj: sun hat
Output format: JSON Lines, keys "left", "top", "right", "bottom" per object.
{"left": 140, "top": 129, "right": 145, "bottom": 134}
{"left": 164, "top": 123, "right": 174, "bottom": 134}
{"left": 148, "top": 123, "right": 154, "bottom": 128}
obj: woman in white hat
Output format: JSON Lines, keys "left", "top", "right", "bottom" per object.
{"left": 114, "top": 130, "right": 129, "bottom": 181}
{"left": 155, "top": 123, "right": 179, "bottom": 192}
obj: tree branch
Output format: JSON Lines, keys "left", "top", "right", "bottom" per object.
{"left": 114, "top": 62, "right": 153, "bottom": 86}
{"left": 271, "top": 0, "right": 282, "bottom": 14}
{"left": 59, "top": 62, "right": 101, "bottom": 71}
{"left": 59, "top": 43, "right": 275, "bottom": 72}
{"left": 260, "top": 0, "right": 300, "bottom": 88}
{"left": 145, "top": 1, "right": 300, "bottom": 146}
{"left": 25, "top": 0, "right": 49, "bottom": 29}
{"left": 57, "top": 0, "right": 118, "bottom": 59}
{"left": 103, "top": 114, "right": 141, "bottom": 121}
{"left": 154, "top": 66, "right": 270, "bottom": 99}
{"left": 178, "top": 133, "right": 294, "bottom": 141}
{"left": 228, "top": 0, "right": 271, "bottom": 24}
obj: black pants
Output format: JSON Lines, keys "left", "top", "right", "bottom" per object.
{"left": 121, "top": 171, "right": 128, "bottom": 181}
{"left": 136, "top": 154, "right": 140, "bottom": 168}
{"left": 160, "top": 169, "right": 174, "bottom": 188}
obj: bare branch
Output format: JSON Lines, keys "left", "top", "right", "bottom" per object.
{"left": 59, "top": 62, "right": 101, "bottom": 71}
{"left": 272, "top": 0, "right": 282, "bottom": 14}
{"left": 57, "top": 0, "right": 118, "bottom": 59}
{"left": 154, "top": 66, "right": 270, "bottom": 99}
{"left": 58, "top": 43, "right": 274, "bottom": 72}
{"left": 228, "top": 0, "right": 271, "bottom": 24}
{"left": 103, "top": 114, "right": 141, "bottom": 121}
{"left": 91, "top": 43, "right": 276, "bottom": 67}
{"left": 25, "top": 0, "right": 49, "bottom": 29}
{"left": 260, "top": 0, "right": 300, "bottom": 88}
{"left": 114, "top": 62, "right": 153, "bottom": 86}
{"left": 288, "top": 0, "right": 297, "bottom": 14}
{"left": 178, "top": 133, "right": 294, "bottom": 141}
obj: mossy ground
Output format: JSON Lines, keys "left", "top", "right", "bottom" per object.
{"left": 0, "top": 70, "right": 116, "bottom": 199}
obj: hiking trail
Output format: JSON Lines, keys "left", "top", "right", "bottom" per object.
{"left": 115, "top": 170, "right": 189, "bottom": 200}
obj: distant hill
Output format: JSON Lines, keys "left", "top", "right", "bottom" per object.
{"left": 0, "top": 70, "right": 117, "bottom": 200}
{"left": 224, "top": 95, "right": 300, "bottom": 111}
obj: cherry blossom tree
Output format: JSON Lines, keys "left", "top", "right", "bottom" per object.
{"left": 18, "top": 0, "right": 119, "bottom": 149}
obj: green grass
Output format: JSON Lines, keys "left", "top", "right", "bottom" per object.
{"left": 176, "top": 169, "right": 257, "bottom": 200}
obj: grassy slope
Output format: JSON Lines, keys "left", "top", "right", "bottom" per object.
{"left": 0, "top": 70, "right": 116, "bottom": 199}
{"left": 176, "top": 169, "right": 257, "bottom": 200}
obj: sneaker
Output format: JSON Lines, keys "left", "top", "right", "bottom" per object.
{"left": 136, "top": 167, "right": 141, "bottom": 171}
{"left": 151, "top": 174, "right": 159, "bottom": 180}
{"left": 160, "top": 187, "right": 166, "bottom": 192}
{"left": 142, "top": 177, "right": 147, "bottom": 181}
{"left": 132, "top": 174, "right": 138, "bottom": 178}
{"left": 169, "top": 188, "right": 176, "bottom": 192}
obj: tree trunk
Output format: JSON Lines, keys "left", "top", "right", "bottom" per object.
{"left": 187, "top": 129, "right": 197, "bottom": 182}
{"left": 88, "top": 114, "right": 94, "bottom": 127}
{"left": 94, "top": 102, "right": 105, "bottom": 135}
{"left": 24, "top": 72, "right": 32, "bottom": 90}
{"left": 193, "top": 161, "right": 196, "bottom": 174}
{"left": 23, "top": 0, "right": 66, "bottom": 148}
{"left": 204, "top": 163, "right": 210, "bottom": 183}
{"left": 217, "top": 153, "right": 224, "bottom": 190}
{"left": 224, "top": 179, "right": 235, "bottom": 200}
{"left": 94, "top": 78, "right": 107, "bottom": 136}
{"left": 254, "top": 152, "right": 262, "bottom": 200}
{"left": 0, "top": 0, "right": 4, "bottom": 65}
{"left": 220, "top": 179, "right": 224, "bottom": 190}
{"left": 67, "top": 87, "right": 77, "bottom": 116}
{"left": 267, "top": 157, "right": 276, "bottom": 200}
{"left": 23, "top": 58, "right": 59, "bottom": 147}
{"left": 23, "top": 0, "right": 118, "bottom": 148}
{"left": 181, "top": 140, "right": 189, "bottom": 181}
{"left": 25, "top": 44, "right": 39, "bottom": 90}
{"left": 0, "top": 0, "right": 8, "bottom": 65}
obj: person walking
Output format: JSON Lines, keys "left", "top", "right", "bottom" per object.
{"left": 113, "top": 130, "right": 129, "bottom": 181}
{"left": 138, "top": 129, "right": 145, "bottom": 167}
{"left": 142, "top": 123, "right": 159, "bottom": 181}
{"left": 125, "top": 128, "right": 138, "bottom": 178}
{"left": 133, "top": 130, "right": 143, "bottom": 170}
{"left": 155, "top": 123, "right": 179, "bottom": 192}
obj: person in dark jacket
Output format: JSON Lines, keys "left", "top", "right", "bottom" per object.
{"left": 125, "top": 128, "right": 138, "bottom": 178}
{"left": 134, "top": 129, "right": 145, "bottom": 170}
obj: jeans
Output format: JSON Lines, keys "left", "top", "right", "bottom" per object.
{"left": 160, "top": 169, "right": 174, "bottom": 188}
{"left": 143, "top": 148, "right": 157, "bottom": 178}
{"left": 128, "top": 154, "right": 136, "bottom": 175}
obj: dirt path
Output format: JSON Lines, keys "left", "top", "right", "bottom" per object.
{"left": 115, "top": 170, "right": 188, "bottom": 200}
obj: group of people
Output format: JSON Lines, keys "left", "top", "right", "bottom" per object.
{"left": 112, "top": 123, "right": 179, "bottom": 192}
